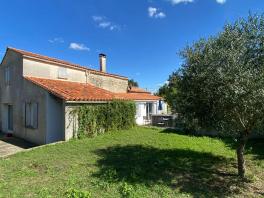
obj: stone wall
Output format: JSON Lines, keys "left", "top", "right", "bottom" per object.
{"left": 87, "top": 72, "right": 128, "bottom": 93}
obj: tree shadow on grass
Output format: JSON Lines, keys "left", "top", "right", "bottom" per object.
{"left": 222, "top": 138, "right": 264, "bottom": 160}
{"left": 160, "top": 129, "right": 264, "bottom": 160}
{"left": 159, "top": 128, "right": 189, "bottom": 135}
{"left": 93, "top": 145, "right": 244, "bottom": 197}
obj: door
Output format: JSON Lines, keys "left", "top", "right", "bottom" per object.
{"left": 7, "top": 105, "right": 13, "bottom": 131}
{"left": 146, "top": 103, "right": 153, "bottom": 120}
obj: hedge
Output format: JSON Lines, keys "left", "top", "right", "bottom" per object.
{"left": 77, "top": 100, "right": 136, "bottom": 138}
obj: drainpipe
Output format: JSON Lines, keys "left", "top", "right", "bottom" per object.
{"left": 85, "top": 70, "right": 88, "bottom": 84}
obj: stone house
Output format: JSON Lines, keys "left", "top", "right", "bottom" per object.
{"left": 0, "top": 47, "right": 167, "bottom": 145}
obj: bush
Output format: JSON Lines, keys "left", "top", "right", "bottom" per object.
{"left": 77, "top": 100, "right": 136, "bottom": 137}
{"left": 65, "top": 188, "right": 91, "bottom": 198}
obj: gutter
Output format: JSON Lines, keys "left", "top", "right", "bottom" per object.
{"left": 66, "top": 101, "right": 109, "bottom": 104}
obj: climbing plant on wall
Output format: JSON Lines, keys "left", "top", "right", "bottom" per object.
{"left": 77, "top": 100, "right": 136, "bottom": 138}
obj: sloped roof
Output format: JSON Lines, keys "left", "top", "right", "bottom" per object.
{"left": 25, "top": 77, "right": 161, "bottom": 102}
{"left": 8, "top": 47, "right": 128, "bottom": 80}
{"left": 116, "top": 93, "right": 161, "bottom": 101}
{"left": 128, "top": 86, "right": 151, "bottom": 94}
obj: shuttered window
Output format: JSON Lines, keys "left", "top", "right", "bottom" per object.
{"left": 5, "top": 67, "right": 10, "bottom": 85}
{"left": 25, "top": 102, "right": 38, "bottom": 129}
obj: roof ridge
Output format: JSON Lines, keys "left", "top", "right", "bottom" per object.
{"left": 8, "top": 47, "right": 128, "bottom": 80}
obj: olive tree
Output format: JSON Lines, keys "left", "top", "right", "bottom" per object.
{"left": 156, "top": 72, "right": 179, "bottom": 111}
{"left": 176, "top": 14, "right": 264, "bottom": 178}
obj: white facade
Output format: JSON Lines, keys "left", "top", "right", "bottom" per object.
{"left": 135, "top": 100, "right": 167, "bottom": 125}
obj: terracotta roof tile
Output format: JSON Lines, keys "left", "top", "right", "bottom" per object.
{"left": 25, "top": 77, "right": 161, "bottom": 101}
{"left": 116, "top": 93, "right": 161, "bottom": 101}
{"left": 8, "top": 47, "right": 128, "bottom": 80}
{"left": 128, "top": 86, "right": 151, "bottom": 94}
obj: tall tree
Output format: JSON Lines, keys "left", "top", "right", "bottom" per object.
{"left": 176, "top": 14, "right": 264, "bottom": 178}
{"left": 156, "top": 72, "right": 179, "bottom": 111}
{"left": 128, "top": 79, "right": 139, "bottom": 87}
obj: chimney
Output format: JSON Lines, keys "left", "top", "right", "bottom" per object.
{"left": 99, "top": 53, "right": 106, "bottom": 72}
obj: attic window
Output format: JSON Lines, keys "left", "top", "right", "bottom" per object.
{"left": 58, "top": 67, "right": 68, "bottom": 79}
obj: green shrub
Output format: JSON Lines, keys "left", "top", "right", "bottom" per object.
{"left": 119, "top": 182, "right": 134, "bottom": 197}
{"left": 65, "top": 188, "right": 91, "bottom": 198}
{"left": 77, "top": 100, "right": 136, "bottom": 137}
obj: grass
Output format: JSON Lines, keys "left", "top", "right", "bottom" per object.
{"left": 0, "top": 127, "right": 263, "bottom": 198}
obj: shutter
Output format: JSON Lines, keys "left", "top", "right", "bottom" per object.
{"left": 137, "top": 104, "right": 141, "bottom": 117}
{"left": 32, "top": 103, "right": 38, "bottom": 129}
{"left": 25, "top": 103, "right": 31, "bottom": 127}
{"left": 5, "top": 68, "right": 9, "bottom": 85}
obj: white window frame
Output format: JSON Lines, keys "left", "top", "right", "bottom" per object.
{"left": 25, "top": 102, "right": 38, "bottom": 129}
{"left": 58, "top": 67, "right": 68, "bottom": 79}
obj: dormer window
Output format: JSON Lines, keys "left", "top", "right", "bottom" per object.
{"left": 5, "top": 67, "right": 10, "bottom": 85}
{"left": 58, "top": 67, "right": 68, "bottom": 79}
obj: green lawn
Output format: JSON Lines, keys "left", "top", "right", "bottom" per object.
{"left": 0, "top": 127, "right": 263, "bottom": 198}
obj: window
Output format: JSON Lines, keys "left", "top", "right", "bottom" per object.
{"left": 5, "top": 67, "right": 10, "bottom": 85}
{"left": 136, "top": 103, "right": 141, "bottom": 117}
{"left": 8, "top": 105, "right": 13, "bottom": 131}
{"left": 58, "top": 67, "right": 68, "bottom": 79}
{"left": 146, "top": 103, "right": 153, "bottom": 119}
{"left": 25, "top": 102, "right": 38, "bottom": 129}
{"left": 158, "top": 100, "right": 163, "bottom": 111}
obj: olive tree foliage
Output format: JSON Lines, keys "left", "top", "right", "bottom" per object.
{"left": 156, "top": 72, "right": 179, "bottom": 111}
{"left": 176, "top": 14, "right": 264, "bottom": 178}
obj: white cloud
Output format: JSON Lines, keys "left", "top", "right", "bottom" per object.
{"left": 216, "top": 0, "right": 226, "bottom": 4}
{"left": 148, "top": 7, "right": 166, "bottom": 19}
{"left": 168, "top": 0, "right": 194, "bottom": 5}
{"left": 92, "top": 15, "right": 121, "bottom": 31}
{"left": 98, "top": 22, "right": 111, "bottom": 28}
{"left": 156, "top": 12, "right": 166, "bottom": 18}
{"left": 167, "top": 0, "right": 226, "bottom": 5}
{"left": 69, "top": 43, "right": 90, "bottom": 51}
{"left": 48, "top": 37, "right": 64, "bottom": 44}
{"left": 92, "top": 16, "right": 103, "bottom": 22}
{"left": 148, "top": 7, "right": 157, "bottom": 17}
{"left": 109, "top": 25, "right": 120, "bottom": 31}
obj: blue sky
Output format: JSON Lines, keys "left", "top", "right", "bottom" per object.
{"left": 0, "top": 0, "right": 263, "bottom": 92}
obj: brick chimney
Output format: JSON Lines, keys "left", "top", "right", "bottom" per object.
{"left": 99, "top": 53, "right": 106, "bottom": 72}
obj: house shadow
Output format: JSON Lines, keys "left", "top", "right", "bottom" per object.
{"left": 93, "top": 145, "right": 244, "bottom": 197}
{"left": 0, "top": 133, "right": 35, "bottom": 149}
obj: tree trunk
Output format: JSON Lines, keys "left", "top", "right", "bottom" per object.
{"left": 236, "top": 130, "right": 249, "bottom": 178}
